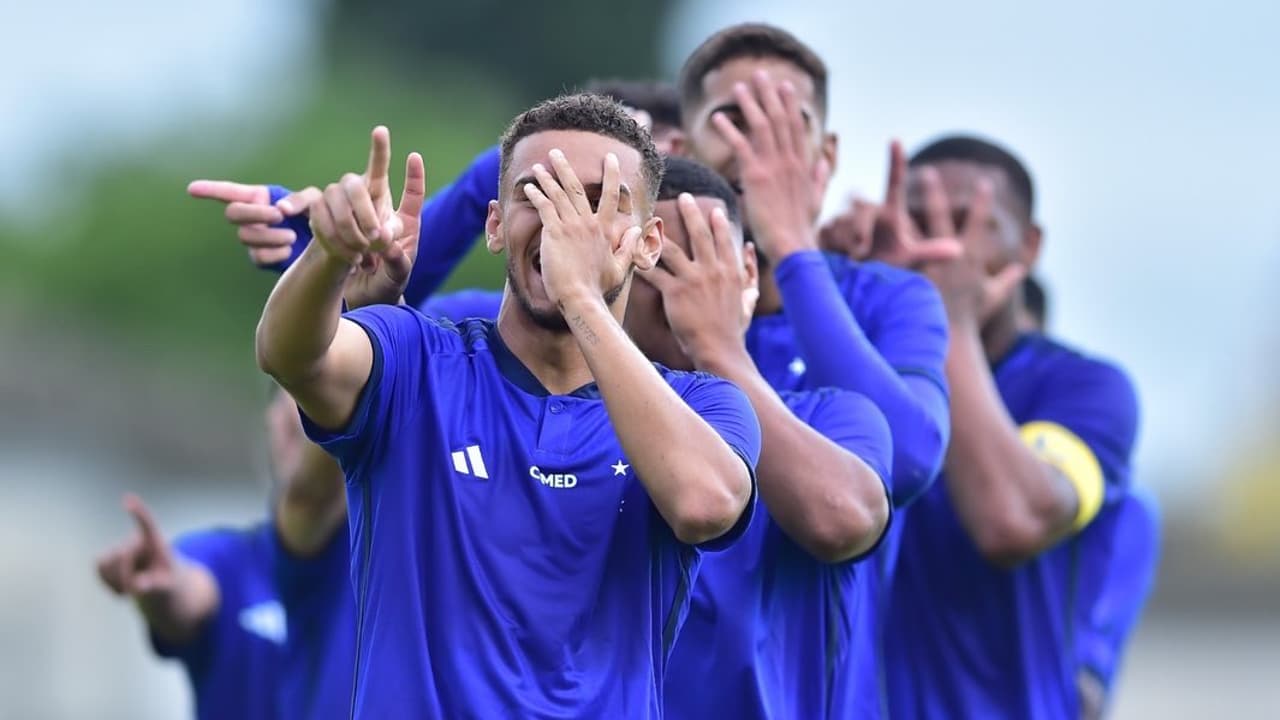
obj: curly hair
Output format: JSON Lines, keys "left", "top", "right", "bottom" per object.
{"left": 499, "top": 93, "right": 665, "bottom": 206}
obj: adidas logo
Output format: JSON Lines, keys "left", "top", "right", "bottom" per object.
{"left": 451, "top": 445, "right": 489, "bottom": 479}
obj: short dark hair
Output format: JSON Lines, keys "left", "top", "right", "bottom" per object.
{"left": 908, "top": 134, "right": 1036, "bottom": 218}
{"left": 679, "top": 23, "right": 828, "bottom": 124}
{"left": 657, "top": 156, "right": 742, "bottom": 227}
{"left": 584, "top": 79, "right": 681, "bottom": 129}
{"left": 1023, "top": 275, "right": 1047, "bottom": 329}
{"left": 499, "top": 93, "right": 665, "bottom": 205}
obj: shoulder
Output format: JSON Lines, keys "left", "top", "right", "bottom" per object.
{"left": 344, "top": 304, "right": 491, "bottom": 357}
{"left": 1022, "top": 335, "right": 1139, "bottom": 411}
{"left": 418, "top": 289, "right": 503, "bottom": 323}
{"left": 173, "top": 523, "right": 273, "bottom": 574}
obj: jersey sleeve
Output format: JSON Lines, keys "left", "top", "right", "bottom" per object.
{"left": 402, "top": 146, "right": 500, "bottom": 307}
{"left": 149, "top": 530, "right": 240, "bottom": 664}
{"left": 418, "top": 288, "right": 503, "bottom": 323}
{"left": 1020, "top": 357, "right": 1140, "bottom": 531}
{"left": 674, "top": 374, "right": 762, "bottom": 551}
{"left": 298, "top": 305, "right": 453, "bottom": 475}
{"left": 800, "top": 389, "right": 895, "bottom": 560}
{"left": 772, "top": 252, "right": 950, "bottom": 506}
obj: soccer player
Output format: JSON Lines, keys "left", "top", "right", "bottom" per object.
{"left": 628, "top": 154, "right": 892, "bottom": 719}
{"left": 870, "top": 134, "right": 1144, "bottom": 719}
{"left": 94, "top": 388, "right": 352, "bottom": 720}
{"left": 256, "top": 95, "right": 759, "bottom": 716}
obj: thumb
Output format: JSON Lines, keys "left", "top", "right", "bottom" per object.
{"left": 276, "top": 186, "right": 321, "bottom": 217}
{"left": 984, "top": 262, "right": 1028, "bottom": 314}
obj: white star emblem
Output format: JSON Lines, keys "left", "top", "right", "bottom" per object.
{"left": 612, "top": 460, "right": 629, "bottom": 476}
{"left": 788, "top": 357, "right": 806, "bottom": 376}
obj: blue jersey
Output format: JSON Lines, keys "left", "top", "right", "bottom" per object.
{"left": 665, "top": 389, "right": 892, "bottom": 720}
{"left": 420, "top": 287, "right": 503, "bottom": 322}
{"left": 273, "top": 526, "right": 357, "bottom": 720}
{"left": 301, "top": 310, "right": 761, "bottom": 719}
{"left": 886, "top": 333, "right": 1141, "bottom": 720}
{"left": 1075, "top": 488, "right": 1160, "bottom": 696}
{"left": 156, "top": 525, "right": 285, "bottom": 720}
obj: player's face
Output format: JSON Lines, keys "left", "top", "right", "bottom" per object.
{"left": 489, "top": 130, "right": 648, "bottom": 332}
{"left": 905, "top": 161, "right": 1028, "bottom": 273}
{"left": 683, "top": 56, "right": 825, "bottom": 190}
{"left": 625, "top": 196, "right": 744, "bottom": 371}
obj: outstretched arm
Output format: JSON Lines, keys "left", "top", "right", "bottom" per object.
{"left": 255, "top": 127, "right": 426, "bottom": 430}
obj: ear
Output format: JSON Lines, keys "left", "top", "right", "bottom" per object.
{"left": 741, "top": 240, "right": 761, "bottom": 319}
{"left": 663, "top": 130, "right": 687, "bottom": 158}
{"left": 485, "top": 200, "right": 504, "bottom": 254}
{"left": 820, "top": 131, "right": 839, "bottom": 178}
{"left": 1020, "top": 222, "right": 1043, "bottom": 268}
{"left": 631, "top": 215, "right": 664, "bottom": 272}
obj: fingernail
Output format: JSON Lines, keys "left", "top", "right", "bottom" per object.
{"left": 368, "top": 228, "right": 380, "bottom": 240}
{"left": 549, "top": 149, "right": 563, "bottom": 160}
{"left": 533, "top": 163, "right": 546, "bottom": 173}
{"left": 277, "top": 201, "right": 294, "bottom": 214}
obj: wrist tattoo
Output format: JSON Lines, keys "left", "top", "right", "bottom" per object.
{"left": 569, "top": 314, "right": 599, "bottom": 346}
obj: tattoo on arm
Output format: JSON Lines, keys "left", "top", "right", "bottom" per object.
{"left": 569, "top": 313, "right": 599, "bottom": 346}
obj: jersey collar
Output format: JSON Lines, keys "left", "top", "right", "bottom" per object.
{"left": 485, "top": 322, "right": 602, "bottom": 399}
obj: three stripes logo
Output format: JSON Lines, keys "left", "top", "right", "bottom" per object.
{"left": 451, "top": 445, "right": 489, "bottom": 479}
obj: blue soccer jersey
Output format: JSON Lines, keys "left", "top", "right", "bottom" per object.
{"left": 419, "top": 287, "right": 502, "bottom": 322}
{"left": 155, "top": 525, "right": 285, "bottom": 720}
{"left": 273, "top": 526, "right": 357, "bottom": 720}
{"left": 1075, "top": 487, "right": 1160, "bottom": 697}
{"left": 885, "top": 332, "right": 1141, "bottom": 720}
{"left": 301, "top": 310, "right": 761, "bottom": 719}
{"left": 665, "top": 389, "right": 893, "bottom": 720}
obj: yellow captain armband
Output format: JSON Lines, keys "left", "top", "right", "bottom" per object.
{"left": 1019, "top": 421, "right": 1105, "bottom": 531}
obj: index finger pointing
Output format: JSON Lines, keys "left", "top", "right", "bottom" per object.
{"left": 123, "top": 494, "right": 163, "bottom": 550}
{"left": 365, "top": 126, "right": 392, "bottom": 201}
{"left": 187, "top": 180, "right": 266, "bottom": 204}
{"left": 598, "top": 152, "right": 621, "bottom": 224}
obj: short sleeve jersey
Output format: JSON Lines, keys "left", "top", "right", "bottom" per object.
{"left": 302, "top": 309, "right": 761, "bottom": 719}
{"left": 665, "top": 389, "right": 893, "bottom": 720}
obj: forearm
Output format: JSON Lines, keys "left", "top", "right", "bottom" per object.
{"left": 137, "top": 563, "right": 219, "bottom": 646}
{"left": 256, "top": 242, "right": 353, "bottom": 383}
{"left": 774, "top": 251, "right": 948, "bottom": 499}
{"left": 565, "top": 298, "right": 751, "bottom": 543}
{"left": 274, "top": 443, "right": 348, "bottom": 557}
{"left": 700, "top": 350, "right": 888, "bottom": 562}
{"left": 943, "top": 325, "right": 1078, "bottom": 564}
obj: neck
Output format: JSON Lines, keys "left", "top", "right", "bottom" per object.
{"left": 980, "top": 301, "right": 1024, "bottom": 362}
{"left": 493, "top": 285, "right": 598, "bottom": 395}
{"left": 753, "top": 268, "right": 784, "bottom": 315}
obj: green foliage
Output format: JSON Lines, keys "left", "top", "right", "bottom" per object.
{"left": 0, "top": 62, "right": 512, "bottom": 380}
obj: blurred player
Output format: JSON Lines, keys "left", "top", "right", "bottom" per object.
{"left": 631, "top": 155, "right": 892, "bottom": 719}
{"left": 94, "top": 388, "right": 351, "bottom": 720}
{"left": 585, "top": 78, "right": 686, "bottom": 155}
{"left": 254, "top": 96, "right": 759, "bottom": 716}
{"left": 865, "top": 135, "right": 1146, "bottom": 719}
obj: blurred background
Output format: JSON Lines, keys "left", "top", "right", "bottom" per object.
{"left": 3, "top": 0, "right": 1277, "bottom": 717}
